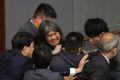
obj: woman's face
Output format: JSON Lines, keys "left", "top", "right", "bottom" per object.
{"left": 46, "top": 31, "right": 61, "bottom": 47}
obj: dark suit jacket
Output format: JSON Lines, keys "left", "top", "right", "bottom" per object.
{"left": 75, "top": 51, "right": 110, "bottom": 80}
{"left": 50, "top": 51, "right": 84, "bottom": 76}
{"left": 0, "top": 49, "right": 33, "bottom": 80}
{"left": 23, "top": 69, "right": 63, "bottom": 80}
{"left": 18, "top": 20, "right": 38, "bottom": 37}
{"left": 110, "top": 50, "right": 120, "bottom": 80}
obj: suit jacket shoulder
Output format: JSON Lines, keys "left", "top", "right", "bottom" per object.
{"left": 0, "top": 49, "right": 33, "bottom": 80}
{"left": 23, "top": 69, "right": 63, "bottom": 80}
{"left": 18, "top": 20, "right": 38, "bottom": 36}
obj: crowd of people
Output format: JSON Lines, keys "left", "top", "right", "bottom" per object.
{"left": 0, "top": 2, "right": 120, "bottom": 80}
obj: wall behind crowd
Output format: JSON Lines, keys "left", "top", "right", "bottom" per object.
{"left": 73, "top": 0, "right": 120, "bottom": 34}
{"left": 5, "top": 0, "right": 120, "bottom": 49}
{"left": 5, "top": 0, "right": 73, "bottom": 49}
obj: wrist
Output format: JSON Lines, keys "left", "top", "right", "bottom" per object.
{"left": 75, "top": 67, "right": 82, "bottom": 74}
{"left": 52, "top": 51, "right": 57, "bottom": 55}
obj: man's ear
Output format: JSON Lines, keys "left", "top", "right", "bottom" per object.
{"left": 99, "top": 32, "right": 104, "bottom": 39}
{"left": 23, "top": 46, "right": 28, "bottom": 52}
{"left": 113, "top": 48, "right": 117, "bottom": 53}
{"left": 78, "top": 48, "right": 82, "bottom": 53}
{"left": 21, "top": 46, "right": 28, "bottom": 56}
{"left": 112, "top": 47, "right": 117, "bottom": 57}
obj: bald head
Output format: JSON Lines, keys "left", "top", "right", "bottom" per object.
{"left": 100, "top": 32, "right": 115, "bottom": 44}
{"left": 97, "top": 32, "right": 119, "bottom": 53}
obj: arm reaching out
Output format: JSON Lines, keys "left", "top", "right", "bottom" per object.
{"left": 75, "top": 54, "right": 89, "bottom": 74}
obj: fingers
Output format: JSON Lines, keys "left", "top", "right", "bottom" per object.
{"left": 84, "top": 60, "right": 89, "bottom": 64}
{"left": 55, "top": 44, "right": 61, "bottom": 49}
{"left": 78, "top": 54, "right": 89, "bottom": 67}
{"left": 52, "top": 44, "right": 62, "bottom": 55}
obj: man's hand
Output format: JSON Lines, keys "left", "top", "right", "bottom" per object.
{"left": 75, "top": 54, "right": 89, "bottom": 74}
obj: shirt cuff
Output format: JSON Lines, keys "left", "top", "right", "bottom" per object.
{"left": 70, "top": 68, "right": 76, "bottom": 76}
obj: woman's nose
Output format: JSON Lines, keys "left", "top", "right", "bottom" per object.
{"left": 51, "top": 35, "right": 56, "bottom": 39}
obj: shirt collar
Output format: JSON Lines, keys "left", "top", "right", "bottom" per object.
{"left": 30, "top": 19, "right": 33, "bottom": 23}
{"left": 101, "top": 54, "right": 110, "bottom": 64}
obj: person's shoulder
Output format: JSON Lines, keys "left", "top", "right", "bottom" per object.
{"left": 24, "top": 69, "right": 63, "bottom": 80}
{"left": 19, "top": 21, "right": 31, "bottom": 30}
{"left": 0, "top": 49, "right": 22, "bottom": 67}
{"left": 86, "top": 50, "right": 97, "bottom": 59}
{"left": 0, "top": 50, "right": 16, "bottom": 60}
{"left": 51, "top": 52, "right": 63, "bottom": 63}
{"left": 50, "top": 51, "right": 67, "bottom": 68}
{"left": 2, "top": 49, "right": 22, "bottom": 57}
{"left": 88, "top": 51, "right": 107, "bottom": 67}
{"left": 49, "top": 71, "right": 63, "bottom": 80}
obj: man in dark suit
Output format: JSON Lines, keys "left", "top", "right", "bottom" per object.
{"left": 0, "top": 32, "right": 35, "bottom": 80}
{"left": 18, "top": 3, "right": 57, "bottom": 37}
{"left": 84, "top": 18, "right": 120, "bottom": 80}
{"left": 50, "top": 32, "right": 89, "bottom": 78}
{"left": 76, "top": 32, "right": 119, "bottom": 80}
{"left": 23, "top": 45, "right": 64, "bottom": 80}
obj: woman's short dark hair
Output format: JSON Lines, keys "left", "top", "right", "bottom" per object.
{"left": 35, "top": 20, "right": 64, "bottom": 47}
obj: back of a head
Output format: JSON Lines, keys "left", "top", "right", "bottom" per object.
{"left": 33, "top": 3, "right": 57, "bottom": 18}
{"left": 33, "top": 45, "right": 52, "bottom": 69}
{"left": 65, "top": 32, "right": 84, "bottom": 52}
{"left": 97, "top": 32, "right": 119, "bottom": 53}
{"left": 12, "top": 32, "right": 35, "bottom": 50}
{"left": 84, "top": 18, "right": 109, "bottom": 37}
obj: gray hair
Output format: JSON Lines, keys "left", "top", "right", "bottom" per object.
{"left": 97, "top": 33, "right": 119, "bottom": 53}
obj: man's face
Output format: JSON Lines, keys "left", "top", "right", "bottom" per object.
{"left": 37, "top": 16, "right": 53, "bottom": 27}
{"left": 23, "top": 42, "right": 34, "bottom": 58}
{"left": 89, "top": 36, "right": 100, "bottom": 46}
